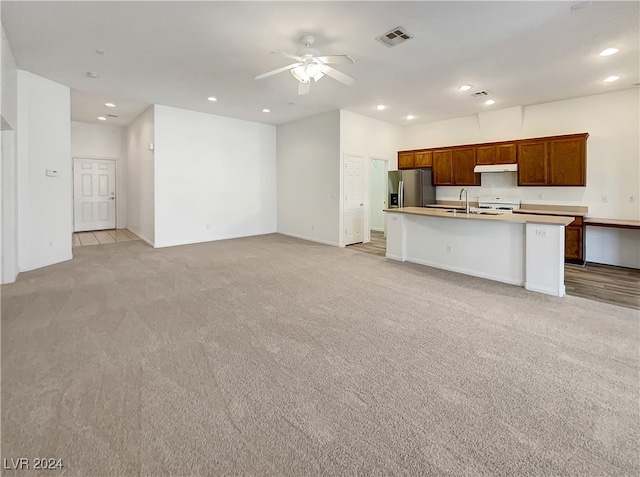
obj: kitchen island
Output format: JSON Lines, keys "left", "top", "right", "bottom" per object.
{"left": 385, "top": 207, "right": 574, "bottom": 296}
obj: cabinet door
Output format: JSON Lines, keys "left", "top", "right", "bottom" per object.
{"left": 476, "top": 143, "right": 516, "bottom": 165}
{"left": 564, "top": 217, "right": 584, "bottom": 263}
{"left": 518, "top": 141, "right": 548, "bottom": 186}
{"left": 432, "top": 149, "right": 453, "bottom": 185}
{"left": 475, "top": 145, "right": 495, "bottom": 165}
{"left": 549, "top": 136, "right": 586, "bottom": 186}
{"left": 414, "top": 150, "right": 433, "bottom": 167}
{"left": 495, "top": 143, "right": 517, "bottom": 164}
{"left": 398, "top": 151, "right": 415, "bottom": 169}
{"left": 452, "top": 147, "right": 480, "bottom": 185}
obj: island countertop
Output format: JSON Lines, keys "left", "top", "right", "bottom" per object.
{"left": 385, "top": 207, "right": 574, "bottom": 226}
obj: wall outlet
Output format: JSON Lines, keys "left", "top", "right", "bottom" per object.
{"left": 446, "top": 245, "right": 452, "bottom": 253}
{"left": 601, "top": 195, "right": 608, "bottom": 203}
{"left": 537, "top": 193, "right": 543, "bottom": 200}
{"left": 536, "top": 229, "right": 549, "bottom": 237}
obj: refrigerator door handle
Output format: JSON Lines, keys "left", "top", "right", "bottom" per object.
{"left": 399, "top": 181, "right": 404, "bottom": 208}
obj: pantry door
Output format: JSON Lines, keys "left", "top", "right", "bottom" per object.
{"left": 73, "top": 158, "right": 116, "bottom": 232}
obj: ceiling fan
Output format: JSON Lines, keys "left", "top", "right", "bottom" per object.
{"left": 254, "top": 35, "right": 355, "bottom": 95}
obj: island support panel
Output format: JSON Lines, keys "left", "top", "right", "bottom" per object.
{"left": 385, "top": 212, "right": 566, "bottom": 296}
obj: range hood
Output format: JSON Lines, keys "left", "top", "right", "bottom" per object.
{"left": 474, "top": 164, "right": 518, "bottom": 173}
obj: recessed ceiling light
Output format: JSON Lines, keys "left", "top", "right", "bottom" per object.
{"left": 376, "top": 104, "right": 386, "bottom": 111}
{"left": 603, "top": 75, "right": 620, "bottom": 83}
{"left": 207, "top": 96, "right": 218, "bottom": 102}
{"left": 97, "top": 116, "right": 107, "bottom": 121}
{"left": 599, "top": 48, "right": 619, "bottom": 57}
{"left": 458, "top": 84, "right": 472, "bottom": 92}
{"left": 104, "top": 102, "right": 116, "bottom": 108}
{"left": 262, "top": 109, "right": 270, "bottom": 113}
{"left": 484, "top": 99, "right": 496, "bottom": 106}
{"left": 86, "top": 72, "right": 99, "bottom": 78}
{"left": 406, "top": 115, "right": 415, "bottom": 120}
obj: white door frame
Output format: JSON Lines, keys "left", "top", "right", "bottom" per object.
{"left": 2, "top": 129, "right": 18, "bottom": 284}
{"left": 366, "top": 157, "right": 389, "bottom": 243}
{"left": 73, "top": 157, "right": 117, "bottom": 232}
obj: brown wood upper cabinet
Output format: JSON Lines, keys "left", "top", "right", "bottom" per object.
{"left": 453, "top": 147, "right": 480, "bottom": 185}
{"left": 518, "top": 133, "right": 588, "bottom": 186}
{"left": 432, "top": 147, "right": 480, "bottom": 186}
{"left": 398, "top": 151, "right": 415, "bottom": 169}
{"left": 414, "top": 150, "right": 432, "bottom": 167}
{"left": 432, "top": 149, "right": 453, "bottom": 184}
{"left": 476, "top": 143, "right": 516, "bottom": 165}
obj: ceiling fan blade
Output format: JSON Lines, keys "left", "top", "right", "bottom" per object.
{"left": 254, "top": 62, "right": 301, "bottom": 80}
{"left": 322, "top": 65, "right": 356, "bottom": 86}
{"left": 298, "top": 81, "right": 310, "bottom": 95}
{"left": 271, "top": 51, "right": 303, "bottom": 61}
{"left": 316, "top": 55, "right": 355, "bottom": 64}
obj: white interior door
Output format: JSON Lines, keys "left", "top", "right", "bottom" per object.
{"left": 73, "top": 158, "right": 116, "bottom": 232}
{"left": 344, "top": 154, "right": 364, "bottom": 245}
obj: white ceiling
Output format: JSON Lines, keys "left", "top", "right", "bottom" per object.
{"left": 2, "top": 1, "right": 638, "bottom": 128}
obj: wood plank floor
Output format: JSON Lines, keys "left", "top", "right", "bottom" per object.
{"left": 348, "top": 231, "right": 640, "bottom": 310}
{"left": 74, "top": 229, "right": 140, "bottom": 247}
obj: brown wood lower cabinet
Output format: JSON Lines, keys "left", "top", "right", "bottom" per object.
{"left": 565, "top": 217, "right": 584, "bottom": 264}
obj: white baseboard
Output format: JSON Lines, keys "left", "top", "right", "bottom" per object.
{"left": 385, "top": 253, "right": 404, "bottom": 261}
{"left": 525, "top": 283, "right": 565, "bottom": 297}
{"left": 409, "top": 257, "right": 524, "bottom": 287}
{"left": 277, "top": 231, "right": 338, "bottom": 247}
{"left": 154, "top": 230, "right": 277, "bottom": 249}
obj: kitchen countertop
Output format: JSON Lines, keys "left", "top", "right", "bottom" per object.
{"left": 514, "top": 205, "right": 589, "bottom": 217}
{"left": 385, "top": 207, "right": 574, "bottom": 226}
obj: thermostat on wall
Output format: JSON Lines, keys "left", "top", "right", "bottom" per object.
{"left": 45, "top": 169, "right": 59, "bottom": 177}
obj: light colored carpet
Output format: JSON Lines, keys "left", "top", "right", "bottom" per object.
{"left": 2, "top": 233, "right": 638, "bottom": 476}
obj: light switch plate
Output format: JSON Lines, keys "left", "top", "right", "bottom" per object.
{"left": 45, "top": 169, "right": 59, "bottom": 177}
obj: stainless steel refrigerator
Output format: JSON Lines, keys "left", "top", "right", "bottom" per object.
{"left": 388, "top": 169, "right": 436, "bottom": 208}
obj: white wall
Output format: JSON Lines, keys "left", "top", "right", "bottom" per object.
{"left": 277, "top": 110, "right": 341, "bottom": 246}
{"left": 16, "top": 70, "right": 72, "bottom": 272}
{"left": 403, "top": 89, "right": 640, "bottom": 267}
{"left": 1, "top": 23, "right": 19, "bottom": 283}
{"left": 340, "top": 110, "right": 404, "bottom": 243}
{"left": 152, "top": 105, "right": 276, "bottom": 248}
{"left": 71, "top": 121, "right": 127, "bottom": 228}
{"left": 126, "top": 106, "right": 155, "bottom": 245}
{"left": 1, "top": 26, "right": 18, "bottom": 129}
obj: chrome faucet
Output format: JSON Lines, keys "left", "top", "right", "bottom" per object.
{"left": 459, "top": 188, "right": 470, "bottom": 213}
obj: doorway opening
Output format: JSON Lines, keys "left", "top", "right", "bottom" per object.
{"left": 369, "top": 158, "right": 388, "bottom": 236}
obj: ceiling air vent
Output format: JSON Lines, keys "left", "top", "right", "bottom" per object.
{"left": 470, "top": 90, "right": 491, "bottom": 97}
{"left": 107, "top": 114, "right": 119, "bottom": 118}
{"left": 375, "top": 27, "right": 414, "bottom": 48}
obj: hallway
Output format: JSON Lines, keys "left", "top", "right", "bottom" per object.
{"left": 73, "top": 229, "right": 140, "bottom": 247}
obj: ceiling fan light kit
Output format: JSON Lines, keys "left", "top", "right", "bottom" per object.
{"left": 255, "top": 35, "right": 355, "bottom": 95}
